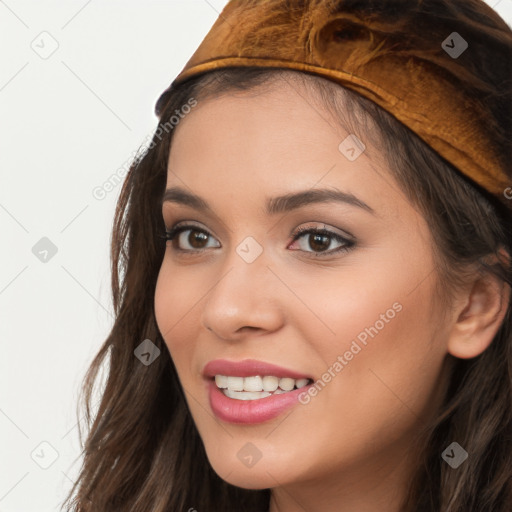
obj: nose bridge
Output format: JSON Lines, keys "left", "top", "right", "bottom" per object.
{"left": 217, "top": 232, "right": 271, "bottom": 293}
{"left": 200, "top": 237, "right": 283, "bottom": 337}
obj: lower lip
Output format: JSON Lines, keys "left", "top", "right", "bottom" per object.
{"left": 207, "top": 380, "right": 310, "bottom": 424}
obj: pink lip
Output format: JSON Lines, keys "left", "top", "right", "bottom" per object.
{"left": 202, "top": 358, "right": 313, "bottom": 380}
{"left": 202, "top": 359, "right": 313, "bottom": 424}
{"left": 207, "top": 380, "right": 312, "bottom": 424}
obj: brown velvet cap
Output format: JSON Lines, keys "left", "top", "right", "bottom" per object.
{"left": 156, "top": 0, "right": 512, "bottom": 209}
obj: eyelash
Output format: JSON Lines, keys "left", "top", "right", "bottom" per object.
{"left": 158, "top": 223, "right": 355, "bottom": 258}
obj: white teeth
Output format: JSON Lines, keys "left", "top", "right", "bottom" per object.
{"left": 227, "top": 376, "right": 244, "bottom": 391}
{"left": 224, "top": 389, "right": 271, "bottom": 400}
{"left": 278, "top": 378, "right": 295, "bottom": 391}
{"left": 244, "top": 376, "right": 263, "bottom": 392}
{"left": 215, "top": 375, "right": 228, "bottom": 389}
{"left": 262, "top": 376, "right": 279, "bottom": 392}
{"left": 295, "top": 378, "right": 309, "bottom": 389}
{"left": 214, "top": 374, "right": 311, "bottom": 399}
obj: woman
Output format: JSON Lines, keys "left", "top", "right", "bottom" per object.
{"left": 63, "top": 1, "right": 512, "bottom": 511}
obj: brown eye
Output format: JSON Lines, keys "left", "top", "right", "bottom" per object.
{"left": 307, "top": 233, "right": 331, "bottom": 252}
{"left": 183, "top": 229, "right": 208, "bottom": 249}
{"left": 164, "top": 225, "right": 220, "bottom": 252}
{"left": 289, "top": 226, "right": 355, "bottom": 256}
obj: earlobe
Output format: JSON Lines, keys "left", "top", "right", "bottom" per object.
{"left": 447, "top": 272, "right": 510, "bottom": 360}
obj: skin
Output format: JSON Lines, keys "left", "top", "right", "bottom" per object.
{"left": 154, "top": 76, "right": 509, "bottom": 512}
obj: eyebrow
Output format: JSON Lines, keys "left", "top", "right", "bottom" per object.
{"left": 161, "top": 185, "right": 374, "bottom": 215}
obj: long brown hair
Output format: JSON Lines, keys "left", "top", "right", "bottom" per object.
{"left": 62, "top": 30, "right": 512, "bottom": 512}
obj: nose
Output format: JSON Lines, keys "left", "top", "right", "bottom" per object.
{"left": 200, "top": 247, "right": 285, "bottom": 341}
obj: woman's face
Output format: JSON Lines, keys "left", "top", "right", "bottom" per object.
{"left": 154, "top": 78, "right": 453, "bottom": 497}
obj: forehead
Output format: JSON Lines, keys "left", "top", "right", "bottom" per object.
{"left": 170, "top": 83, "right": 363, "bottom": 172}
{"left": 164, "top": 81, "right": 403, "bottom": 219}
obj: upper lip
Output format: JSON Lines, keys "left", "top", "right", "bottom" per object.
{"left": 202, "top": 358, "right": 313, "bottom": 380}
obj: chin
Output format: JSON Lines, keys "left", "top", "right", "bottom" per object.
{"left": 203, "top": 445, "right": 295, "bottom": 490}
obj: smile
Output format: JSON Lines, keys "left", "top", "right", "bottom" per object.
{"left": 203, "top": 359, "right": 315, "bottom": 423}
{"left": 215, "top": 375, "right": 311, "bottom": 400}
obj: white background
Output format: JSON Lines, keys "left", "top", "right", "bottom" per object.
{"left": 1, "top": 1, "right": 510, "bottom": 510}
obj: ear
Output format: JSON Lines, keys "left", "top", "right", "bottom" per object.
{"left": 447, "top": 256, "right": 510, "bottom": 360}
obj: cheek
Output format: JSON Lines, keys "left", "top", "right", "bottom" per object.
{"left": 154, "top": 261, "right": 200, "bottom": 372}
{"left": 312, "top": 284, "right": 444, "bottom": 436}
{"left": 282, "top": 257, "right": 446, "bottom": 449}
{"left": 282, "top": 249, "right": 436, "bottom": 365}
